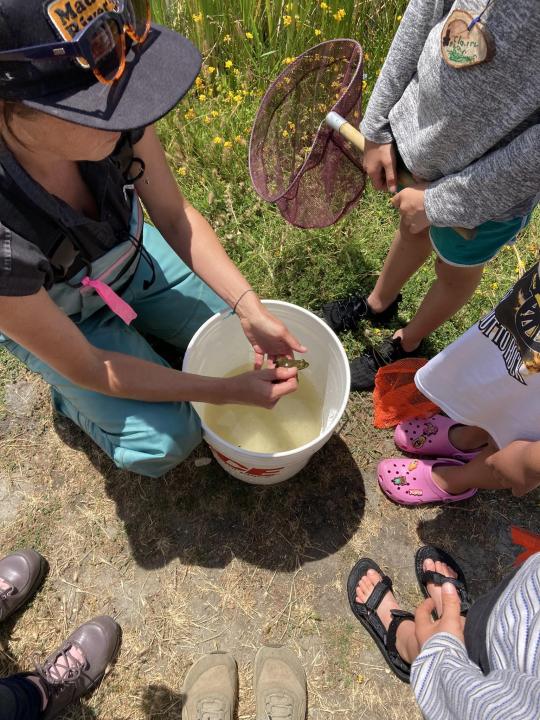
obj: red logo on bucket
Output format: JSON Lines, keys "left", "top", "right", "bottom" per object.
{"left": 211, "top": 449, "right": 285, "bottom": 477}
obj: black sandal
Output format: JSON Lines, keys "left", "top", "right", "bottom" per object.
{"left": 415, "top": 545, "right": 471, "bottom": 618}
{"left": 347, "top": 558, "right": 414, "bottom": 683}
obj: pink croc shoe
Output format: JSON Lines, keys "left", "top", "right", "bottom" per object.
{"left": 394, "top": 414, "right": 479, "bottom": 461}
{"left": 378, "top": 457, "right": 477, "bottom": 506}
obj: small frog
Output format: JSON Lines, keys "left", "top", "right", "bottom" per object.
{"left": 274, "top": 356, "right": 309, "bottom": 371}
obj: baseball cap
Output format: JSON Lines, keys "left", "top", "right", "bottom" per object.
{"left": 0, "top": 0, "right": 201, "bottom": 130}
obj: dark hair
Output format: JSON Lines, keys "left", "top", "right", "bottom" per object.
{"left": 2, "top": 101, "right": 37, "bottom": 126}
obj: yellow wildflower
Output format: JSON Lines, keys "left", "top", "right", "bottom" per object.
{"left": 364, "top": 52, "right": 370, "bottom": 61}
{"left": 233, "top": 68, "right": 240, "bottom": 76}
{"left": 177, "top": 167, "right": 187, "bottom": 177}
{"left": 362, "top": 80, "right": 368, "bottom": 90}
{"left": 205, "top": 65, "right": 216, "bottom": 74}
{"left": 282, "top": 56, "right": 296, "bottom": 65}
{"left": 223, "top": 34, "right": 232, "bottom": 43}
{"left": 184, "top": 108, "right": 196, "bottom": 121}
{"left": 225, "top": 59, "right": 233, "bottom": 68}
{"left": 195, "top": 76, "right": 204, "bottom": 88}
{"left": 211, "top": 110, "right": 219, "bottom": 117}
{"left": 333, "top": 8, "right": 346, "bottom": 21}
{"left": 234, "top": 135, "right": 243, "bottom": 143}
{"left": 198, "top": 94, "right": 206, "bottom": 102}
{"left": 223, "top": 140, "right": 232, "bottom": 148}
{"left": 283, "top": 15, "right": 293, "bottom": 26}
{"left": 203, "top": 115, "right": 211, "bottom": 124}
{"left": 314, "top": 28, "right": 322, "bottom": 36}
{"left": 192, "top": 12, "right": 203, "bottom": 23}
{"left": 233, "top": 94, "right": 243, "bottom": 103}
{"left": 320, "top": 2, "right": 328, "bottom": 9}
{"left": 282, "top": 130, "right": 289, "bottom": 138}
{"left": 288, "top": 121, "right": 296, "bottom": 131}
{"left": 245, "top": 31, "right": 254, "bottom": 39}
{"left": 491, "top": 282, "right": 499, "bottom": 289}
{"left": 213, "top": 136, "right": 223, "bottom": 144}
{"left": 397, "top": 15, "right": 402, "bottom": 21}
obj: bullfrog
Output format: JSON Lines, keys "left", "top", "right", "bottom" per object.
{"left": 274, "top": 356, "right": 309, "bottom": 371}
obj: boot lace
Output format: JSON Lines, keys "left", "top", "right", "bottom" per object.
{"left": 0, "top": 581, "right": 14, "bottom": 620}
{"left": 197, "top": 697, "right": 227, "bottom": 720}
{"left": 34, "top": 641, "right": 87, "bottom": 696}
{"left": 264, "top": 691, "right": 294, "bottom": 719}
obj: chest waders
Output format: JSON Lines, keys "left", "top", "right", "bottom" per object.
{"left": 0, "top": 135, "right": 146, "bottom": 323}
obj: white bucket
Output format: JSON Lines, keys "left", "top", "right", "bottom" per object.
{"left": 183, "top": 300, "right": 350, "bottom": 485}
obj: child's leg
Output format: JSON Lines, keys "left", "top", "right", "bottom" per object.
{"left": 434, "top": 446, "right": 502, "bottom": 494}
{"left": 395, "top": 257, "right": 484, "bottom": 352}
{"left": 367, "top": 219, "right": 432, "bottom": 313}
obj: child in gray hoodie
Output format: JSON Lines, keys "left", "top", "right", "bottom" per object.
{"left": 323, "top": 0, "right": 539, "bottom": 390}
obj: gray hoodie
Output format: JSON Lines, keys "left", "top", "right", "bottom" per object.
{"left": 360, "top": 0, "right": 540, "bottom": 228}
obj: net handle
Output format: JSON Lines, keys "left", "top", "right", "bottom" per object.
{"left": 326, "top": 112, "right": 475, "bottom": 241}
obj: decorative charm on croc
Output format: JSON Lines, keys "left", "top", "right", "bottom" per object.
{"left": 407, "top": 488, "right": 423, "bottom": 497}
{"left": 407, "top": 460, "right": 418, "bottom": 471}
{"left": 423, "top": 422, "right": 438, "bottom": 436}
{"left": 413, "top": 435, "right": 426, "bottom": 449}
{"left": 392, "top": 476, "right": 410, "bottom": 487}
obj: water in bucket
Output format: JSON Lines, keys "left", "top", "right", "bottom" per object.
{"left": 203, "top": 363, "right": 322, "bottom": 453}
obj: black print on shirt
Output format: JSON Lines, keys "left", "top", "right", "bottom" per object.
{"left": 478, "top": 262, "right": 540, "bottom": 386}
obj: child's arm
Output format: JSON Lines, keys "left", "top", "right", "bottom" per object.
{"left": 361, "top": 0, "right": 451, "bottom": 145}
{"left": 486, "top": 439, "right": 540, "bottom": 497}
{"left": 424, "top": 124, "right": 540, "bottom": 229}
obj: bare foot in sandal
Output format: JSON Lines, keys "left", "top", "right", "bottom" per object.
{"left": 423, "top": 559, "right": 458, "bottom": 616}
{"left": 355, "top": 568, "right": 420, "bottom": 665}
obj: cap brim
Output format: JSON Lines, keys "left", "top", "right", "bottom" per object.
{"left": 23, "top": 25, "right": 201, "bottom": 131}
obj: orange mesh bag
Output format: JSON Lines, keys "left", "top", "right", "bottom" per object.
{"left": 373, "top": 358, "right": 440, "bottom": 429}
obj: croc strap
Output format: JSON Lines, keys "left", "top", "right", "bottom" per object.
{"left": 420, "top": 571, "right": 471, "bottom": 613}
{"left": 386, "top": 610, "right": 414, "bottom": 675}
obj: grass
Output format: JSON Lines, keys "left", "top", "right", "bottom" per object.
{"left": 0, "top": 2, "right": 539, "bottom": 718}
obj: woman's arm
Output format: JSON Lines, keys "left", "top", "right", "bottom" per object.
{"left": 0, "top": 290, "right": 298, "bottom": 407}
{"left": 132, "top": 126, "right": 306, "bottom": 365}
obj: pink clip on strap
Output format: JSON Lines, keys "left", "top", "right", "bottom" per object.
{"left": 81, "top": 277, "right": 137, "bottom": 325}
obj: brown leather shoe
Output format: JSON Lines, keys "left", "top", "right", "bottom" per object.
{"left": 0, "top": 549, "right": 48, "bottom": 622}
{"left": 34, "top": 615, "right": 121, "bottom": 719}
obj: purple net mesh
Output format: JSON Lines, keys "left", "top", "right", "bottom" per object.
{"left": 249, "top": 39, "right": 366, "bottom": 229}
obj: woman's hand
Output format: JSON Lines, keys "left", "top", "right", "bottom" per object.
{"left": 391, "top": 185, "right": 430, "bottom": 234}
{"left": 235, "top": 293, "right": 307, "bottom": 369}
{"left": 486, "top": 440, "right": 540, "bottom": 497}
{"left": 363, "top": 139, "right": 398, "bottom": 193}
{"left": 414, "top": 582, "right": 466, "bottom": 650}
{"left": 224, "top": 367, "right": 299, "bottom": 408}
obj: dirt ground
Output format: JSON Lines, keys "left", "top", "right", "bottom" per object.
{"left": 0, "top": 372, "right": 537, "bottom": 719}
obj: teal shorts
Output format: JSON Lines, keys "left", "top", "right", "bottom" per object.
{"left": 429, "top": 214, "right": 531, "bottom": 267}
{"left": 0, "top": 224, "right": 227, "bottom": 478}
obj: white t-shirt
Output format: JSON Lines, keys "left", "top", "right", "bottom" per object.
{"left": 415, "top": 263, "right": 540, "bottom": 449}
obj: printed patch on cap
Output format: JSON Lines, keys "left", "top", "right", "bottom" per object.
{"left": 46, "top": 0, "right": 117, "bottom": 67}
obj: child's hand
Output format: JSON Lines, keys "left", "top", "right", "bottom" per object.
{"left": 414, "top": 582, "right": 466, "bottom": 650}
{"left": 391, "top": 186, "right": 430, "bottom": 234}
{"left": 363, "top": 139, "right": 398, "bottom": 193}
{"left": 486, "top": 440, "right": 540, "bottom": 496}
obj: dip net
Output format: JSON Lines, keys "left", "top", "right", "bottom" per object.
{"left": 249, "top": 39, "right": 366, "bottom": 229}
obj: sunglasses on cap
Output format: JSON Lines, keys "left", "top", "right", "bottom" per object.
{"left": 0, "top": 0, "right": 151, "bottom": 85}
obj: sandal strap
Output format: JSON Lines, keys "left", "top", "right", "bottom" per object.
{"left": 421, "top": 571, "right": 471, "bottom": 612}
{"left": 363, "top": 575, "right": 393, "bottom": 613}
{"left": 354, "top": 575, "right": 394, "bottom": 641}
{"left": 386, "top": 610, "right": 414, "bottom": 674}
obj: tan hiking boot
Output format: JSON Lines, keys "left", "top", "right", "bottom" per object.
{"left": 181, "top": 652, "right": 237, "bottom": 720}
{"left": 254, "top": 646, "right": 307, "bottom": 720}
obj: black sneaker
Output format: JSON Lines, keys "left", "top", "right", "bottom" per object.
{"left": 322, "top": 293, "right": 402, "bottom": 334}
{"left": 350, "top": 337, "right": 422, "bottom": 392}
